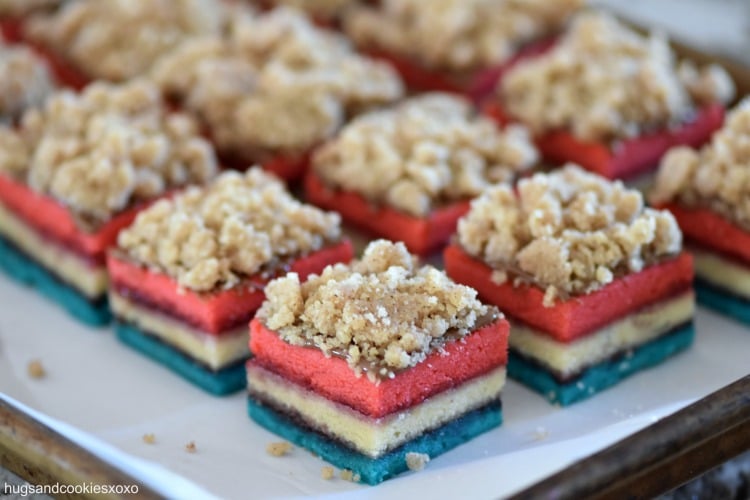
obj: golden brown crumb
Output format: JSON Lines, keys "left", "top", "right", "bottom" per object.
{"left": 258, "top": 240, "right": 491, "bottom": 376}
{"left": 344, "top": 0, "right": 582, "bottom": 71}
{"left": 27, "top": 359, "right": 45, "bottom": 379}
{"left": 501, "top": 11, "right": 735, "bottom": 141}
{"left": 339, "top": 469, "right": 360, "bottom": 482}
{"left": 142, "top": 433, "right": 156, "bottom": 444}
{"left": 651, "top": 98, "right": 750, "bottom": 229}
{"left": 117, "top": 168, "right": 341, "bottom": 292}
{"left": 321, "top": 466, "right": 335, "bottom": 480}
{"left": 0, "top": 80, "right": 218, "bottom": 229}
{"left": 457, "top": 165, "right": 682, "bottom": 300}
{"left": 313, "top": 93, "right": 538, "bottom": 216}
{"left": 25, "top": 0, "right": 229, "bottom": 81}
{"left": 405, "top": 452, "right": 430, "bottom": 471}
{"left": 0, "top": 41, "right": 54, "bottom": 120}
{"left": 266, "top": 441, "right": 293, "bottom": 457}
{"left": 151, "top": 7, "right": 402, "bottom": 154}
{"left": 185, "top": 441, "right": 197, "bottom": 453}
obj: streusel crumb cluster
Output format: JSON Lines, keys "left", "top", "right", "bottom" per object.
{"left": 151, "top": 7, "right": 402, "bottom": 155}
{"left": 0, "top": 40, "right": 54, "bottom": 119}
{"left": 458, "top": 165, "right": 682, "bottom": 302}
{"left": 26, "top": 0, "right": 226, "bottom": 81}
{"left": 344, "top": 0, "right": 582, "bottom": 71}
{"left": 118, "top": 169, "right": 342, "bottom": 292}
{"left": 258, "top": 240, "right": 490, "bottom": 375}
{"left": 313, "top": 93, "right": 538, "bottom": 216}
{"left": 501, "top": 12, "right": 735, "bottom": 141}
{"left": 651, "top": 98, "right": 750, "bottom": 229}
{"left": 0, "top": 80, "right": 217, "bottom": 227}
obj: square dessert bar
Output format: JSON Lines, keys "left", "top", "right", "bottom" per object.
{"left": 0, "top": 80, "right": 217, "bottom": 325}
{"left": 305, "top": 93, "right": 538, "bottom": 256}
{"left": 247, "top": 240, "right": 509, "bottom": 484}
{"left": 651, "top": 99, "right": 750, "bottom": 325}
{"left": 342, "top": 0, "right": 580, "bottom": 100}
{"left": 151, "top": 7, "right": 404, "bottom": 182}
{"left": 109, "top": 168, "right": 352, "bottom": 395}
{"left": 445, "top": 165, "right": 695, "bottom": 406}
{"left": 493, "top": 11, "right": 733, "bottom": 180}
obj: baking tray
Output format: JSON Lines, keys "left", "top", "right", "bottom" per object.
{"left": 2, "top": 21, "right": 750, "bottom": 500}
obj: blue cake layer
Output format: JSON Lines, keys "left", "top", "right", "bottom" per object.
{"left": 0, "top": 235, "right": 110, "bottom": 326}
{"left": 247, "top": 397, "right": 502, "bottom": 485}
{"left": 508, "top": 323, "right": 695, "bottom": 406}
{"left": 695, "top": 280, "right": 750, "bottom": 326}
{"left": 115, "top": 322, "right": 246, "bottom": 396}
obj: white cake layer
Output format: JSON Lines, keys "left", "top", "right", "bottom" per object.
{"left": 0, "top": 201, "right": 107, "bottom": 298}
{"left": 510, "top": 291, "right": 694, "bottom": 378}
{"left": 110, "top": 291, "right": 249, "bottom": 370}
{"left": 247, "top": 362, "right": 506, "bottom": 459}
{"left": 691, "top": 246, "right": 750, "bottom": 300}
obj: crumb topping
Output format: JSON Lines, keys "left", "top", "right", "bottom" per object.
{"left": 25, "top": 0, "right": 227, "bottom": 81}
{"left": 457, "top": 165, "right": 682, "bottom": 298}
{"left": 27, "top": 359, "right": 46, "bottom": 379}
{"left": 313, "top": 93, "right": 538, "bottom": 216}
{"left": 117, "top": 168, "right": 342, "bottom": 292}
{"left": 339, "top": 470, "right": 360, "bottom": 482}
{"left": 501, "top": 11, "right": 735, "bottom": 141}
{"left": 0, "top": 41, "right": 54, "bottom": 120}
{"left": 0, "top": 80, "right": 217, "bottom": 229}
{"left": 344, "top": 0, "right": 582, "bottom": 72}
{"left": 265, "top": 0, "right": 361, "bottom": 19}
{"left": 258, "top": 240, "right": 490, "bottom": 375}
{"left": 405, "top": 452, "right": 430, "bottom": 471}
{"left": 651, "top": 98, "right": 750, "bottom": 229}
{"left": 266, "top": 441, "right": 293, "bottom": 456}
{"left": 151, "top": 7, "right": 403, "bottom": 154}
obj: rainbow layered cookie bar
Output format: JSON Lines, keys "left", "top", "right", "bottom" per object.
{"left": 306, "top": 93, "right": 538, "bottom": 255}
{"left": 445, "top": 166, "right": 694, "bottom": 405}
{"left": 491, "top": 12, "right": 733, "bottom": 181}
{"left": 152, "top": 7, "right": 403, "bottom": 181}
{"left": 652, "top": 99, "right": 750, "bottom": 325}
{"left": 0, "top": 80, "right": 217, "bottom": 325}
{"left": 248, "top": 240, "right": 508, "bottom": 483}
{"left": 343, "top": 0, "right": 580, "bottom": 100}
{"left": 0, "top": 38, "right": 54, "bottom": 121}
{"left": 21, "top": 0, "right": 227, "bottom": 88}
{"left": 109, "top": 168, "right": 352, "bottom": 395}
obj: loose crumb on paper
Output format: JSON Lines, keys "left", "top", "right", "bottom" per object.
{"left": 266, "top": 441, "right": 293, "bottom": 457}
{"left": 142, "top": 433, "right": 156, "bottom": 445}
{"left": 27, "top": 359, "right": 45, "bottom": 379}
{"left": 321, "top": 466, "right": 335, "bottom": 480}
{"left": 405, "top": 452, "right": 430, "bottom": 471}
{"left": 532, "top": 427, "right": 549, "bottom": 441}
{"left": 185, "top": 441, "right": 197, "bottom": 453}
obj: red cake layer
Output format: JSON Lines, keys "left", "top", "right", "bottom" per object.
{"left": 24, "top": 41, "right": 90, "bottom": 90}
{"left": 484, "top": 102, "right": 724, "bottom": 180}
{"left": 249, "top": 316, "right": 509, "bottom": 418}
{"left": 0, "top": 17, "right": 23, "bottom": 43}
{"left": 443, "top": 244, "right": 693, "bottom": 342}
{"left": 366, "top": 37, "right": 556, "bottom": 102}
{"left": 0, "top": 174, "right": 144, "bottom": 263}
{"left": 107, "top": 240, "right": 354, "bottom": 335}
{"left": 662, "top": 203, "right": 750, "bottom": 265}
{"left": 304, "top": 171, "right": 469, "bottom": 256}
